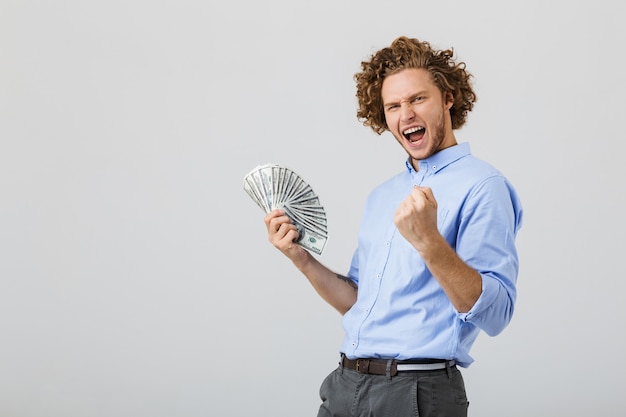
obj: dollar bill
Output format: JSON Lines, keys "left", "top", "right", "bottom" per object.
{"left": 244, "top": 163, "right": 328, "bottom": 255}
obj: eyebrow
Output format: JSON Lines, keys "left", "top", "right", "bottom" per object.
{"left": 383, "top": 91, "right": 429, "bottom": 107}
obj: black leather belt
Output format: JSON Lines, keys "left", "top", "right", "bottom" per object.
{"left": 341, "top": 356, "right": 455, "bottom": 376}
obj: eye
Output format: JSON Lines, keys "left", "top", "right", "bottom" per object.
{"left": 412, "top": 96, "right": 424, "bottom": 103}
{"left": 386, "top": 104, "right": 400, "bottom": 111}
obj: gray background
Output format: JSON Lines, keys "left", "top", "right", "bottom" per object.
{"left": 1, "top": 0, "right": 624, "bottom": 416}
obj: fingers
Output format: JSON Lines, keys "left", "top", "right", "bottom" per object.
{"left": 265, "top": 209, "right": 290, "bottom": 231}
{"left": 264, "top": 209, "right": 286, "bottom": 232}
{"left": 412, "top": 185, "right": 437, "bottom": 208}
{"left": 264, "top": 209, "right": 299, "bottom": 247}
{"left": 263, "top": 208, "right": 284, "bottom": 227}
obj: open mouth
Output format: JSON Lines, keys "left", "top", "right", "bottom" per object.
{"left": 403, "top": 126, "right": 425, "bottom": 143}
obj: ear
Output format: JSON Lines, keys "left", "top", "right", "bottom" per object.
{"left": 444, "top": 92, "right": 454, "bottom": 110}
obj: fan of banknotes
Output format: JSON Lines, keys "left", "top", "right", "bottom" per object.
{"left": 243, "top": 163, "right": 328, "bottom": 255}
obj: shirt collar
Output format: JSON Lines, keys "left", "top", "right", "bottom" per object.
{"left": 404, "top": 142, "right": 471, "bottom": 174}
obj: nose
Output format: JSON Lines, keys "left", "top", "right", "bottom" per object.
{"left": 400, "top": 102, "right": 415, "bottom": 122}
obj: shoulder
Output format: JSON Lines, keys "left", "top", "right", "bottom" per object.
{"left": 446, "top": 153, "right": 514, "bottom": 192}
{"left": 369, "top": 169, "right": 410, "bottom": 197}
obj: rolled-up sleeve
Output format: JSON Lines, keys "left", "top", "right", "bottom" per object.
{"left": 456, "top": 176, "right": 523, "bottom": 336}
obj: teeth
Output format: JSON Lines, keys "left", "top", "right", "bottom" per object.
{"left": 403, "top": 126, "right": 424, "bottom": 135}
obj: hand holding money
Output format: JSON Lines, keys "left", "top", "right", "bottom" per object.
{"left": 264, "top": 209, "right": 308, "bottom": 261}
{"left": 244, "top": 163, "right": 328, "bottom": 255}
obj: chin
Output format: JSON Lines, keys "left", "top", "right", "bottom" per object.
{"left": 406, "top": 146, "right": 432, "bottom": 160}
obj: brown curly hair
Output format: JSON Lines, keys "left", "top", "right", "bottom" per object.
{"left": 355, "top": 36, "right": 477, "bottom": 135}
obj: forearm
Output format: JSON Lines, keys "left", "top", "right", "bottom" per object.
{"left": 418, "top": 235, "right": 482, "bottom": 313}
{"left": 293, "top": 251, "right": 358, "bottom": 315}
{"left": 264, "top": 210, "right": 357, "bottom": 314}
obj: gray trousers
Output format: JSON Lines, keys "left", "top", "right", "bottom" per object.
{"left": 317, "top": 363, "right": 469, "bottom": 417}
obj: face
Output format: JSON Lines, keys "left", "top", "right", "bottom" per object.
{"left": 381, "top": 68, "right": 456, "bottom": 168}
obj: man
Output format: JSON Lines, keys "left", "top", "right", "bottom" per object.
{"left": 263, "top": 36, "right": 523, "bottom": 417}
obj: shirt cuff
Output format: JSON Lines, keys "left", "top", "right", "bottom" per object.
{"left": 457, "top": 274, "right": 499, "bottom": 322}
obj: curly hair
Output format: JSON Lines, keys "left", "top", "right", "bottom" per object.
{"left": 355, "top": 36, "right": 477, "bottom": 135}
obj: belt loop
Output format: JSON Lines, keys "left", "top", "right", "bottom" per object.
{"left": 445, "top": 360, "right": 451, "bottom": 379}
{"left": 385, "top": 359, "right": 393, "bottom": 381}
{"left": 339, "top": 353, "right": 345, "bottom": 375}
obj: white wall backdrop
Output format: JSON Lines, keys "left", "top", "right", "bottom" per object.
{"left": 2, "top": 1, "right": 625, "bottom": 416}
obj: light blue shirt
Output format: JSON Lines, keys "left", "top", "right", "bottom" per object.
{"left": 340, "top": 142, "right": 523, "bottom": 367}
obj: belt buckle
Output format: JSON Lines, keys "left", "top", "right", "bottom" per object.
{"left": 355, "top": 359, "right": 369, "bottom": 374}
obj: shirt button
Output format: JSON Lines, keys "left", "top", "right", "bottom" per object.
{"left": 376, "top": 273, "right": 381, "bottom": 279}
{"left": 385, "top": 241, "right": 390, "bottom": 247}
